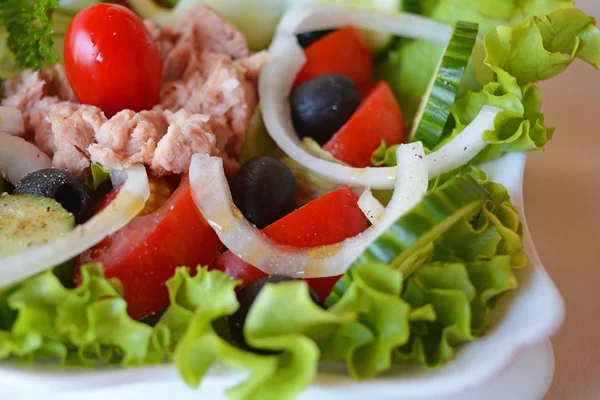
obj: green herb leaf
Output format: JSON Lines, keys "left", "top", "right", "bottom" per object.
{"left": 0, "top": 0, "right": 76, "bottom": 70}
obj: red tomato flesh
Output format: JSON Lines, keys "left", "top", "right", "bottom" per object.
{"left": 293, "top": 27, "right": 375, "bottom": 97}
{"left": 323, "top": 81, "right": 406, "bottom": 168}
{"left": 212, "top": 187, "right": 369, "bottom": 300}
{"left": 64, "top": 3, "right": 162, "bottom": 117}
{"left": 80, "top": 177, "right": 222, "bottom": 320}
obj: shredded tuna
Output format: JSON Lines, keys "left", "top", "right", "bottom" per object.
{"left": 40, "top": 64, "right": 78, "bottom": 103}
{"left": 48, "top": 106, "right": 106, "bottom": 177}
{"left": 31, "top": 100, "right": 80, "bottom": 156}
{"left": 151, "top": 109, "right": 217, "bottom": 176}
{"left": 1, "top": 4, "right": 267, "bottom": 178}
{"left": 175, "top": 4, "right": 249, "bottom": 60}
{"left": 3, "top": 70, "right": 47, "bottom": 112}
{"left": 159, "top": 50, "right": 266, "bottom": 161}
{"left": 88, "top": 110, "right": 169, "bottom": 170}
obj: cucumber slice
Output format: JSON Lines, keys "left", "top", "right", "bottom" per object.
{"left": 0, "top": 194, "right": 75, "bottom": 258}
{"left": 409, "top": 21, "right": 479, "bottom": 149}
{"left": 325, "top": 175, "right": 488, "bottom": 307}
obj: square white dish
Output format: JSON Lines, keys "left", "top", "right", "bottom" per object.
{"left": 0, "top": 152, "right": 566, "bottom": 399}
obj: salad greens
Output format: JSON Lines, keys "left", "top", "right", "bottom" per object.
{"left": 377, "top": 0, "right": 576, "bottom": 126}
{"left": 373, "top": 7, "right": 600, "bottom": 166}
{"left": 0, "top": 264, "right": 154, "bottom": 363}
{"left": 0, "top": 169, "right": 524, "bottom": 398}
{"left": 85, "top": 163, "right": 112, "bottom": 191}
{"left": 0, "top": 0, "right": 77, "bottom": 71}
{"left": 0, "top": 1, "right": 597, "bottom": 399}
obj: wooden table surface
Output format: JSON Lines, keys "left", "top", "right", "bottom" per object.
{"left": 524, "top": 1, "right": 600, "bottom": 398}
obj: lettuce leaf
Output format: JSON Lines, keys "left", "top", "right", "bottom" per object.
{"left": 376, "top": 0, "right": 573, "bottom": 126}
{"left": 0, "top": 264, "right": 155, "bottom": 364}
{"left": 397, "top": 255, "right": 517, "bottom": 366}
{"left": 484, "top": 7, "right": 600, "bottom": 85}
{"left": 377, "top": 8, "right": 600, "bottom": 164}
{"left": 85, "top": 163, "right": 112, "bottom": 191}
{"left": 239, "top": 106, "right": 283, "bottom": 165}
{"left": 433, "top": 176, "right": 527, "bottom": 268}
{"left": 163, "top": 263, "right": 412, "bottom": 399}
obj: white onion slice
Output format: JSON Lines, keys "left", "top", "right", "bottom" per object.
{"left": 425, "top": 105, "right": 500, "bottom": 177}
{"left": 0, "top": 165, "right": 150, "bottom": 288}
{"left": 358, "top": 190, "right": 385, "bottom": 224}
{"left": 276, "top": 4, "right": 453, "bottom": 43}
{"left": 259, "top": 6, "right": 502, "bottom": 189}
{"left": 190, "top": 143, "right": 427, "bottom": 278}
{"left": 0, "top": 131, "right": 52, "bottom": 184}
{"left": 0, "top": 107, "right": 25, "bottom": 136}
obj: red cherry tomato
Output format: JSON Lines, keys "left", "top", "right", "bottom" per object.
{"left": 79, "top": 177, "right": 222, "bottom": 320}
{"left": 323, "top": 81, "right": 406, "bottom": 167}
{"left": 212, "top": 187, "right": 369, "bottom": 301}
{"left": 294, "top": 27, "right": 375, "bottom": 98}
{"left": 64, "top": 3, "right": 162, "bottom": 117}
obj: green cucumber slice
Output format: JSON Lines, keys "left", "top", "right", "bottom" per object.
{"left": 0, "top": 194, "right": 75, "bottom": 258}
{"left": 409, "top": 21, "right": 479, "bottom": 149}
{"left": 325, "top": 175, "right": 489, "bottom": 307}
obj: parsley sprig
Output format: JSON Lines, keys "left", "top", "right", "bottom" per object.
{"left": 0, "top": 0, "right": 77, "bottom": 70}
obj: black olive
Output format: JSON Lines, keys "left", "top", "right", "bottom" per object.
{"left": 296, "top": 29, "right": 335, "bottom": 48}
{"left": 228, "top": 275, "right": 322, "bottom": 352}
{"left": 232, "top": 156, "right": 296, "bottom": 229}
{"left": 290, "top": 73, "right": 361, "bottom": 145}
{"left": 14, "top": 169, "right": 93, "bottom": 224}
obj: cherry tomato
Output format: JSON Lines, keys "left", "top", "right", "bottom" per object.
{"left": 293, "top": 27, "right": 375, "bottom": 98}
{"left": 323, "top": 81, "right": 406, "bottom": 167}
{"left": 212, "top": 187, "right": 369, "bottom": 300}
{"left": 64, "top": 3, "right": 162, "bottom": 117}
{"left": 79, "top": 177, "right": 222, "bottom": 320}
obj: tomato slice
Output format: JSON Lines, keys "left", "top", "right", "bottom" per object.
{"left": 323, "top": 81, "right": 406, "bottom": 168}
{"left": 293, "top": 27, "right": 375, "bottom": 97}
{"left": 211, "top": 187, "right": 369, "bottom": 300}
{"left": 80, "top": 177, "right": 222, "bottom": 320}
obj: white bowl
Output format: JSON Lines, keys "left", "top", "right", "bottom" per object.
{"left": 0, "top": 152, "right": 565, "bottom": 399}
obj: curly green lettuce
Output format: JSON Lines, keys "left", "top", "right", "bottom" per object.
{"left": 375, "top": 7, "right": 600, "bottom": 165}
{"left": 377, "top": 0, "right": 575, "bottom": 126}
{"left": 166, "top": 263, "right": 412, "bottom": 400}
{"left": 0, "top": 264, "right": 155, "bottom": 364}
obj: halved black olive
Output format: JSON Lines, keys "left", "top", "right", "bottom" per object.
{"left": 14, "top": 168, "right": 94, "bottom": 224}
{"left": 289, "top": 73, "right": 361, "bottom": 145}
{"left": 296, "top": 29, "right": 335, "bottom": 48}
{"left": 231, "top": 156, "right": 296, "bottom": 229}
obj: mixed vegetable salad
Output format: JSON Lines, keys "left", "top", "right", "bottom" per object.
{"left": 0, "top": 0, "right": 599, "bottom": 399}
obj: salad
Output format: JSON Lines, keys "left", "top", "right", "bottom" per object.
{"left": 0, "top": 0, "right": 598, "bottom": 399}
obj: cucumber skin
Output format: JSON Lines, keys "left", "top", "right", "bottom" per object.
{"left": 411, "top": 21, "right": 479, "bottom": 149}
{"left": 325, "top": 175, "right": 489, "bottom": 307}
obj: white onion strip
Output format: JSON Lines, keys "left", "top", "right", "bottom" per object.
{"left": 276, "top": 4, "right": 453, "bottom": 43}
{"left": 190, "top": 143, "right": 428, "bottom": 278}
{"left": 358, "top": 190, "right": 385, "bottom": 224}
{"left": 0, "top": 131, "right": 52, "bottom": 184}
{"left": 259, "top": 6, "right": 502, "bottom": 189}
{"left": 0, "top": 165, "right": 150, "bottom": 288}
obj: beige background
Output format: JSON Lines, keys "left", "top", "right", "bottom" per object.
{"left": 525, "top": 1, "right": 600, "bottom": 399}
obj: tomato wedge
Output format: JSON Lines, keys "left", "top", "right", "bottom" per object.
{"left": 211, "top": 187, "right": 369, "bottom": 300}
{"left": 80, "top": 177, "right": 222, "bottom": 320}
{"left": 323, "top": 81, "right": 406, "bottom": 168}
{"left": 293, "top": 27, "right": 375, "bottom": 97}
